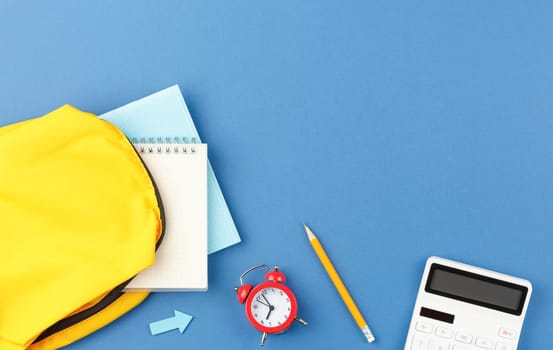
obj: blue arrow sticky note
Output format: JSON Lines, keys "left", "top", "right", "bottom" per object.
{"left": 149, "top": 310, "right": 193, "bottom": 336}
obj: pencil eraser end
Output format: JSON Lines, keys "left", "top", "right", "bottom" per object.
{"left": 362, "top": 325, "right": 375, "bottom": 343}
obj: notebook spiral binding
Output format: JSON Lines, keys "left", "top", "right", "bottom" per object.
{"left": 131, "top": 137, "right": 198, "bottom": 154}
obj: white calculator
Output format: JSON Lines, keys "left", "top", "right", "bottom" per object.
{"left": 404, "top": 256, "right": 532, "bottom": 350}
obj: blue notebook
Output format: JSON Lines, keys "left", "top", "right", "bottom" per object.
{"left": 100, "top": 85, "right": 240, "bottom": 254}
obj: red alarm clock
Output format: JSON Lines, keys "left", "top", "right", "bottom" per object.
{"left": 234, "top": 264, "right": 307, "bottom": 346}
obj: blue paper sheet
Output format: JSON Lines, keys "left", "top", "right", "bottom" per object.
{"left": 100, "top": 85, "right": 240, "bottom": 254}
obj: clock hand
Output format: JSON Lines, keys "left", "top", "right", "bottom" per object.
{"left": 261, "top": 294, "right": 276, "bottom": 320}
{"left": 266, "top": 305, "right": 275, "bottom": 320}
{"left": 261, "top": 294, "right": 273, "bottom": 307}
{"left": 255, "top": 297, "right": 270, "bottom": 307}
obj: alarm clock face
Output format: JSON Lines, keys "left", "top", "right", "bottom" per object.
{"left": 245, "top": 282, "right": 298, "bottom": 334}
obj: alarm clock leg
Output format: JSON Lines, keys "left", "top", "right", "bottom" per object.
{"left": 295, "top": 316, "right": 308, "bottom": 326}
{"left": 260, "top": 332, "right": 268, "bottom": 347}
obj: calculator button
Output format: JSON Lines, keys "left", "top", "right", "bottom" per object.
{"left": 436, "top": 327, "right": 453, "bottom": 339}
{"left": 495, "top": 343, "right": 514, "bottom": 350}
{"left": 430, "top": 339, "right": 450, "bottom": 350}
{"left": 411, "top": 334, "right": 430, "bottom": 350}
{"left": 416, "top": 321, "right": 434, "bottom": 334}
{"left": 475, "top": 337, "right": 493, "bottom": 349}
{"left": 455, "top": 332, "right": 473, "bottom": 344}
{"left": 498, "top": 328, "right": 516, "bottom": 340}
{"left": 452, "top": 345, "right": 468, "bottom": 350}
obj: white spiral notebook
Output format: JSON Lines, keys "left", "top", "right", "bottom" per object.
{"left": 125, "top": 137, "right": 208, "bottom": 291}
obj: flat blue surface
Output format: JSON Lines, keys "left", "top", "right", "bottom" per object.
{"left": 0, "top": 1, "right": 551, "bottom": 349}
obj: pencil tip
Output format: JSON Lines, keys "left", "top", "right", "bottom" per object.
{"left": 303, "top": 223, "right": 316, "bottom": 240}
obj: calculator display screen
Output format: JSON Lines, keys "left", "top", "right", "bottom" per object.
{"left": 425, "top": 264, "right": 528, "bottom": 315}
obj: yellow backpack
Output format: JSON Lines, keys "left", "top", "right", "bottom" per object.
{"left": 0, "top": 105, "right": 163, "bottom": 349}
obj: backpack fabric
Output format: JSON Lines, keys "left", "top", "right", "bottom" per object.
{"left": 0, "top": 105, "right": 163, "bottom": 349}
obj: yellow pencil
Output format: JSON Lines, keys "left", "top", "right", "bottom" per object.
{"left": 304, "top": 224, "right": 375, "bottom": 343}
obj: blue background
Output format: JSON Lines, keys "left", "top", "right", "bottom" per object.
{"left": 0, "top": 1, "right": 551, "bottom": 349}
